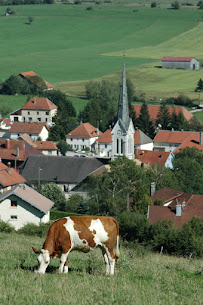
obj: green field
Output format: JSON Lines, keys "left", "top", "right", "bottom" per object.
{"left": 0, "top": 4, "right": 203, "bottom": 99}
{"left": 0, "top": 231, "right": 202, "bottom": 305}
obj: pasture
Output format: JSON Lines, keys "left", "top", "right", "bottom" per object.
{"left": 0, "top": 4, "right": 203, "bottom": 99}
{"left": 0, "top": 232, "right": 202, "bottom": 305}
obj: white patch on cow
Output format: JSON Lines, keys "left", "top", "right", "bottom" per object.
{"left": 35, "top": 249, "right": 50, "bottom": 274}
{"left": 89, "top": 219, "right": 109, "bottom": 246}
{"left": 63, "top": 217, "right": 89, "bottom": 251}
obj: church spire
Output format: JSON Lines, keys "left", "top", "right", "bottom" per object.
{"left": 117, "top": 58, "right": 130, "bottom": 130}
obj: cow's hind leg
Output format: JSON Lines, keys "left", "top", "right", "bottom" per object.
{"left": 63, "top": 260, "right": 68, "bottom": 274}
{"left": 102, "top": 247, "right": 110, "bottom": 275}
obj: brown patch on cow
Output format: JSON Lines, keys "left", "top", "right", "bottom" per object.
{"left": 71, "top": 217, "right": 96, "bottom": 248}
{"left": 83, "top": 240, "right": 86, "bottom": 244}
{"left": 93, "top": 229, "right": 96, "bottom": 235}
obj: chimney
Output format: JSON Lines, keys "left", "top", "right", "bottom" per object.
{"left": 150, "top": 182, "right": 156, "bottom": 196}
{"left": 182, "top": 200, "right": 186, "bottom": 208}
{"left": 200, "top": 132, "right": 202, "bottom": 145}
{"left": 5, "top": 140, "right": 10, "bottom": 149}
{"left": 176, "top": 203, "right": 182, "bottom": 216}
{"left": 7, "top": 162, "right": 11, "bottom": 174}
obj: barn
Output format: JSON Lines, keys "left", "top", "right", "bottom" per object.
{"left": 161, "top": 57, "right": 199, "bottom": 70}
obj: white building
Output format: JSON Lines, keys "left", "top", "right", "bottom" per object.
{"left": 9, "top": 122, "right": 49, "bottom": 141}
{"left": 161, "top": 57, "right": 199, "bottom": 70}
{"left": 95, "top": 129, "right": 112, "bottom": 157}
{"left": 0, "top": 184, "right": 54, "bottom": 230}
{"left": 10, "top": 97, "right": 57, "bottom": 126}
{"left": 66, "top": 122, "right": 101, "bottom": 152}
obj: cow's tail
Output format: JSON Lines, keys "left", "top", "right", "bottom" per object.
{"left": 113, "top": 218, "right": 120, "bottom": 265}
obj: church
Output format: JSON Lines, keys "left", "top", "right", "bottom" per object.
{"left": 111, "top": 61, "right": 135, "bottom": 160}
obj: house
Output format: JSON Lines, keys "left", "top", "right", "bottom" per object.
{"left": 18, "top": 71, "right": 53, "bottom": 91}
{"left": 0, "top": 162, "right": 26, "bottom": 193}
{"left": 161, "top": 57, "right": 199, "bottom": 70}
{"left": 0, "top": 139, "right": 42, "bottom": 170}
{"left": 95, "top": 129, "right": 112, "bottom": 157}
{"left": 148, "top": 187, "right": 203, "bottom": 227}
{"left": 66, "top": 122, "right": 101, "bottom": 152}
{"left": 153, "top": 130, "right": 202, "bottom": 152}
{"left": 10, "top": 97, "right": 57, "bottom": 126}
{"left": 132, "top": 105, "right": 193, "bottom": 126}
{"left": 0, "top": 118, "right": 12, "bottom": 130}
{"left": 111, "top": 61, "right": 135, "bottom": 160}
{"left": 134, "top": 128, "right": 153, "bottom": 151}
{"left": 20, "top": 155, "right": 105, "bottom": 195}
{"left": 0, "top": 184, "right": 54, "bottom": 230}
{"left": 135, "top": 149, "right": 174, "bottom": 169}
{"left": 9, "top": 122, "right": 49, "bottom": 141}
{"left": 19, "top": 134, "right": 57, "bottom": 156}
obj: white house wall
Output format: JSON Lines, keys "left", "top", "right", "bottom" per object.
{"left": 136, "top": 142, "right": 153, "bottom": 151}
{"left": 0, "top": 195, "right": 48, "bottom": 230}
{"left": 66, "top": 137, "right": 98, "bottom": 151}
{"left": 153, "top": 142, "right": 180, "bottom": 152}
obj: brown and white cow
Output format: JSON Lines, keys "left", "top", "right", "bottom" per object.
{"left": 32, "top": 216, "right": 120, "bottom": 275}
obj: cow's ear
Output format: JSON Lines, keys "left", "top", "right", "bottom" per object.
{"left": 32, "top": 247, "right": 40, "bottom": 254}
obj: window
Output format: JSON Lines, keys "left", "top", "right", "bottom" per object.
{"left": 28, "top": 117, "right": 32, "bottom": 122}
{"left": 105, "top": 145, "right": 107, "bottom": 148}
{"left": 14, "top": 117, "right": 18, "bottom": 122}
{"left": 11, "top": 200, "right": 17, "bottom": 207}
{"left": 28, "top": 111, "right": 30, "bottom": 115}
{"left": 46, "top": 111, "right": 49, "bottom": 115}
{"left": 11, "top": 215, "right": 17, "bottom": 220}
{"left": 37, "top": 118, "right": 41, "bottom": 122}
{"left": 45, "top": 118, "right": 48, "bottom": 122}
{"left": 37, "top": 111, "right": 39, "bottom": 115}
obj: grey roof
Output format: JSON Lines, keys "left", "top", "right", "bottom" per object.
{"left": 139, "top": 129, "right": 153, "bottom": 145}
{"left": 20, "top": 155, "right": 104, "bottom": 184}
{"left": 0, "top": 184, "right": 54, "bottom": 213}
{"left": 117, "top": 60, "right": 130, "bottom": 131}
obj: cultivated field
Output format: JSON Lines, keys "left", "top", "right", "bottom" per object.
{"left": 0, "top": 232, "right": 202, "bottom": 305}
{"left": 0, "top": 4, "right": 203, "bottom": 99}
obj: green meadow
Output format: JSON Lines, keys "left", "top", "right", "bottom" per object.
{"left": 0, "top": 232, "right": 202, "bottom": 305}
{"left": 0, "top": 4, "right": 203, "bottom": 99}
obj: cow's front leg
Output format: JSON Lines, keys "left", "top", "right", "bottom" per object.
{"left": 63, "top": 260, "right": 68, "bottom": 274}
{"left": 58, "top": 253, "right": 68, "bottom": 273}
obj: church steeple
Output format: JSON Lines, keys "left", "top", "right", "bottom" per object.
{"left": 117, "top": 59, "right": 130, "bottom": 130}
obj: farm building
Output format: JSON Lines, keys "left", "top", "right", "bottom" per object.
{"left": 161, "top": 57, "right": 199, "bottom": 70}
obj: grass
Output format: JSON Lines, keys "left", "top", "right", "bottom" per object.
{"left": 0, "top": 95, "right": 27, "bottom": 115}
{"left": 195, "top": 110, "right": 203, "bottom": 121}
{"left": 0, "top": 4, "right": 203, "bottom": 99}
{"left": 0, "top": 232, "right": 202, "bottom": 305}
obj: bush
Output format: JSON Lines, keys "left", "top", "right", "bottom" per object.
{"left": 118, "top": 212, "right": 149, "bottom": 242}
{"left": 151, "top": 2, "right": 157, "bottom": 7}
{"left": 18, "top": 222, "right": 50, "bottom": 237}
{"left": 86, "top": 6, "right": 93, "bottom": 10}
{"left": 0, "top": 220, "right": 15, "bottom": 233}
{"left": 50, "top": 210, "right": 81, "bottom": 220}
{"left": 171, "top": 1, "right": 180, "bottom": 9}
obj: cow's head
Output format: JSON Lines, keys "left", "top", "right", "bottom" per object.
{"left": 32, "top": 247, "right": 50, "bottom": 274}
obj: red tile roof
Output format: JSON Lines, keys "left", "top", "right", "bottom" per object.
{"left": 162, "top": 57, "right": 194, "bottom": 62}
{"left": 174, "top": 132, "right": 203, "bottom": 153}
{"left": 0, "top": 139, "right": 42, "bottom": 161}
{"left": 151, "top": 187, "right": 184, "bottom": 204}
{"left": 22, "top": 97, "right": 57, "bottom": 111}
{"left": 135, "top": 149, "right": 171, "bottom": 167}
{"left": 132, "top": 105, "right": 193, "bottom": 124}
{"left": 154, "top": 130, "right": 198, "bottom": 144}
{"left": 18, "top": 71, "right": 53, "bottom": 89}
{"left": 0, "top": 162, "right": 26, "bottom": 187}
{"left": 66, "top": 123, "right": 102, "bottom": 139}
{"left": 96, "top": 129, "right": 112, "bottom": 143}
{"left": 9, "top": 122, "right": 49, "bottom": 134}
{"left": 149, "top": 193, "right": 203, "bottom": 228}
{"left": 35, "top": 141, "right": 58, "bottom": 150}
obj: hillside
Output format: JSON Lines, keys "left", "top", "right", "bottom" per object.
{"left": 0, "top": 4, "right": 203, "bottom": 99}
{"left": 0, "top": 231, "right": 202, "bottom": 305}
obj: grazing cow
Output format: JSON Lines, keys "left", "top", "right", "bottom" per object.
{"left": 32, "top": 216, "right": 120, "bottom": 275}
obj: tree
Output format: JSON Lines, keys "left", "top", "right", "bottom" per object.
{"left": 0, "top": 106, "right": 12, "bottom": 117}
{"left": 171, "top": 1, "right": 180, "bottom": 9}
{"left": 188, "top": 115, "right": 203, "bottom": 132}
{"left": 151, "top": 2, "right": 157, "bottom": 7}
{"left": 137, "top": 101, "right": 155, "bottom": 139}
{"left": 173, "top": 147, "right": 203, "bottom": 194}
{"left": 28, "top": 16, "right": 34, "bottom": 24}
{"left": 195, "top": 78, "right": 203, "bottom": 92}
{"left": 133, "top": 183, "right": 152, "bottom": 215}
{"left": 38, "top": 183, "right": 67, "bottom": 211}
{"left": 156, "top": 102, "right": 171, "bottom": 130}
{"left": 0, "top": 75, "right": 24, "bottom": 95}
{"left": 57, "top": 140, "right": 69, "bottom": 156}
